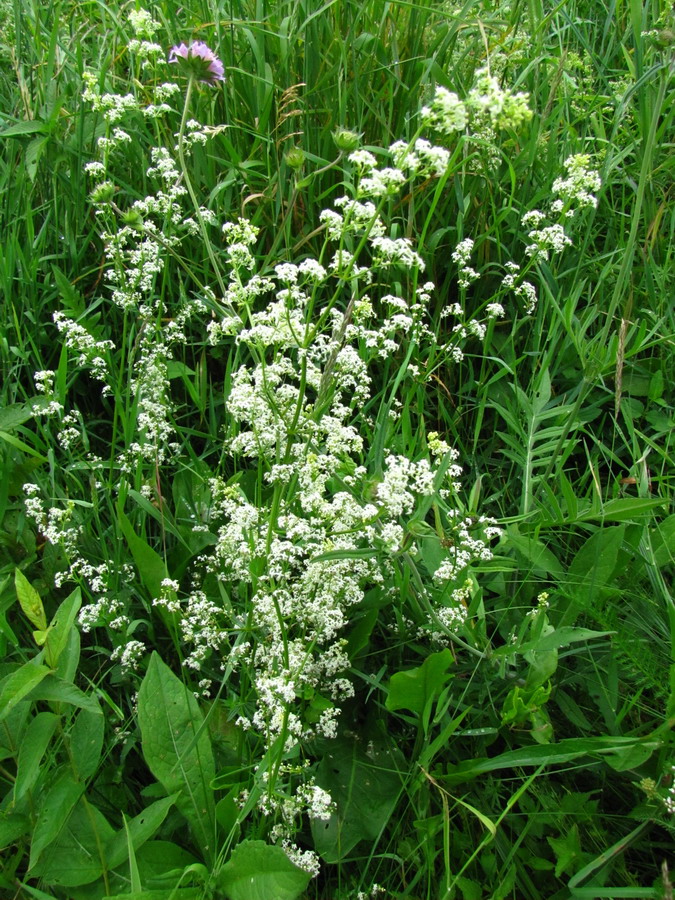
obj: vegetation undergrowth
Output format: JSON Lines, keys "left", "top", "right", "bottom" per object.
{"left": 0, "top": 0, "right": 673, "bottom": 898}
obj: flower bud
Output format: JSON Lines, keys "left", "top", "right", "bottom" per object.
{"left": 285, "top": 146, "right": 305, "bottom": 170}
{"left": 332, "top": 128, "right": 361, "bottom": 153}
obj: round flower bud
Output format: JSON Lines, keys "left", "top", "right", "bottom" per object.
{"left": 285, "top": 146, "right": 305, "bottom": 170}
{"left": 332, "top": 128, "right": 361, "bottom": 152}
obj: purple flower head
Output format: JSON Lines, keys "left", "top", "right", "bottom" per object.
{"left": 168, "top": 41, "right": 225, "bottom": 85}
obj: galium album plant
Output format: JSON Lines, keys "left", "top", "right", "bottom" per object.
{"left": 5, "top": 2, "right": 673, "bottom": 898}
{"left": 16, "top": 9, "right": 610, "bottom": 882}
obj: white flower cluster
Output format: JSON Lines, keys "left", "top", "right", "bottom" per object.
{"left": 32, "top": 370, "right": 63, "bottom": 417}
{"left": 520, "top": 156, "right": 600, "bottom": 266}
{"left": 501, "top": 262, "right": 538, "bottom": 315}
{"left": 452, "top": 237, "right": 480, "bottom": 289}
{"left": 389, "top": 138, "right": 450, "bottom": 177}
{"left": 552, "top": 154, "right": 601, "bottom": 212}
{"left": 52, "top": 311, "right": 114, "bottom": 383}
{"left": 82, "top": 72, "right": 138, "bottom": 123}
{"left": 421, "top": 86, "right": 468, "bottom": 134}
{"left": 466, "top": 68, "right": 532, "bottom": 130}
{"left": 128, "top": 8, "right": 159, "bottom": 38}
{"left": 420, "top": 68, "right": 532, "bottom": 137}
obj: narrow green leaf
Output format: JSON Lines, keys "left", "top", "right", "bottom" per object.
{"left": 44, "top": 588, "right": 81, "bottom": 668}
{"left": 518, "top": 627, "right": 614, "bottom": 653}
{"left": 0, "top": 662, "right": 52, "bottom": 724}
{"left": 26, "top": 675, "right": 102, "bottom": 715}
{"left": 105, "top": 794, "right": 180, "bottom": 870}
{"left": 15, "top": 568, "right": 47, "bottom": 631}
{"left": 0, "top": 120, "right": 49, "bottom": 137}
{"left": 443, "top": 736, "right": 661, "bottom": 784}
{"left": 118, "top": 508, "right": 169, "bottom": 600}
{"left": 14, "top": 712, "right": 59, "bottom": 802}
{"left": 29, "top": 769, "right": 84, "bottom": 870}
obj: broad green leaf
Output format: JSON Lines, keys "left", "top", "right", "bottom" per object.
{"left": 566, "top": 526, "right": 625, "bottom": 593}
{"left": 134, "top": 839, "right": 200, "bottom": 884}
{"left": 312, "top": 738, "right": 402, "bottom": 863}
{"left": 30, "top": 797, "right": 114, "bottom": 887}
{"left": 14, "top": 711, "right": 59, "bottom": 802}
{"left": 651, "top": 514, "right": 675, "bottom": 566}
{"left": 0, "top": 662, "right": 52, "bottom": 724}
{"left": 105, "top": 794, "right": 180, "bottom": 870}
{"left": 69, "top": 708, "right": 104, "bottom": 780}
{"left": 26, "top": 674, "right": 102, "bottom": 715}
{"left": 44, "top": 588, "right": 81, "bottom": 668}
{"left": 0, "top": 402, "right": 41, "bottom": 432}
{"left": 386, "top": 649, "right": 453, "bottom": 716}
{"left": 215, "top": 788, "right": 241, "bottom": 839}
{"left": 137, "top": 653, "right": 215, "bottom": 857}
{"left": 604, "top": 741, "right": 656, "bottom": 772}
{"left": 0, "top": 812, "right": 29, "bottom": 851}
{"left": 218, "top": 840, "right": 311, "bottom": 900}
{"left": 15, "top": 568, "right": 47, "bottom": 631}
{"left": 29, "top": 769, "right": 85, "bottom": 870}
{"left": 505, "top": 531, "right": 563, "bottom": 578}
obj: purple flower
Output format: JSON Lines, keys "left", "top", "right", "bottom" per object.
{"left": 168, "top": 41, "right": 225, "bottom": 85}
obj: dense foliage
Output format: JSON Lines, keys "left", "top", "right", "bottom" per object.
{"left": 0, "top": 0, "right": 673, "bottom": 898}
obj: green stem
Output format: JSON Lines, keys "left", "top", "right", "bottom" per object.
{"left": 176, "top": 77, "right": 228, "bottom": 300}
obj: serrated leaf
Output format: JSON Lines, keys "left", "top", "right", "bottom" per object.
{"left": 137, "top": 653, "right": 215, "bottom": 858}
{"left": 15, "top": 568, "right": 47, "bottom": 631}
{"left": 547, "top": 824, "right": 583, "bottom": 878}
{"left": 218, "top": 840, "right": 311, "bottom": 900}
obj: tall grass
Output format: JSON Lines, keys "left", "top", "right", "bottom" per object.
{"left": 0, "top": 1, "right": 673, "bottom": 898}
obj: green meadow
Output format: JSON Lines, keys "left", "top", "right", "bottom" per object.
{"left": 0, "top": 0, "right": 673, "bottom": 897}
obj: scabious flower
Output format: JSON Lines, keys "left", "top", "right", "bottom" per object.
{"left": 168, "top": 41, "right": 225, "bottom": 84}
